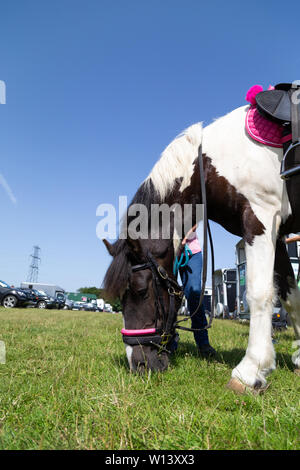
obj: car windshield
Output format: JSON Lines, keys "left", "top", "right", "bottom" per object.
{"left": 0, "top": 280, "right": 11, "bottom": 288}
{"left": 38, "top": 290, "right": 47, "bottom": 296}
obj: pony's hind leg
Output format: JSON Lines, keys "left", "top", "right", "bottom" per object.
{"left": 230, "top": 232, "right": 276, "bottom": 390}
{"left": 274, "top": 239, "right": 300, "bottom": 371}
{"left": 282, "top": 287, "right": 300, "bottom": 372}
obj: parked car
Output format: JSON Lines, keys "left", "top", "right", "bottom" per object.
{"left": 20, "top": 288, "right": 58, "bottom": 309}
{"left": 20, "top": 283, "right": 66, "bottom": 309}
{"left": 72, "top": 301, "right": 83, "bottom": 311}
{"left": 0, "top": 280, "right": 30, "bottom": 308}
{"left": 35, "top": 290, "right": 58, "bottom": 309}
{"left": 64, "top": 298, "right": 74, "bottom": 310}
{"left": 81, "top": 302, "right": 98, "bottom": 312}
{"left": 55, "top": 292, "right": 66, "bottom": 309}
{"left": 21, "top": 288, "right": 40, "bottom": 307}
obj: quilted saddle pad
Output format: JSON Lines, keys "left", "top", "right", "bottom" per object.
{"left": 244, "top": 84, "right": 290, "bottom": 148}
{"left": 245, "top": 104, "right": 284, "bottom": 148}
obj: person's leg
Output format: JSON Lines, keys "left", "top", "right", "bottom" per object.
{"left": 180, "top": 252, "right": 210, "bottom": 346}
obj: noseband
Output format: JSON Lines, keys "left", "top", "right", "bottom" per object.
{"left": 121, "top": 251, "right": 183, "bottom": 353}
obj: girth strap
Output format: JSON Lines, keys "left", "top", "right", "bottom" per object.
{"left": 280, "top": 84, "right": 300, "bottom": 180}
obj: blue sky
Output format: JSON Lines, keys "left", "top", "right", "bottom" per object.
{"left": 0, "top": 0, "right": 299, "bottom": 292}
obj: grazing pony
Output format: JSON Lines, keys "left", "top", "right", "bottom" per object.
{"left": 103, "top": 97, "right": 300, "bottom": 393}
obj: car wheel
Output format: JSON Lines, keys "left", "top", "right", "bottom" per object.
{"left": 2, "top": 295, "right": 18, "bottom": 308}
{"left": 37, "top": 300, "right": 47, "bottom": 309}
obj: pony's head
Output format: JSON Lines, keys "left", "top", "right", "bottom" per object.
{"left": 103, "top": 231, "right": 182, "bottom": 373}
{"left": 102, "top": 123, "right": 203, "bottom": 372}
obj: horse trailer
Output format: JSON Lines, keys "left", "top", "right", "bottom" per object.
{"left": 179, "top": 287, "right": 212, "bottom": 316}
{"left": 213, "top": 268, "right": 237, "bottom": 318}
{"left": 286, "top": 238, "right": 300, "bottom": 283}
{"left": 235, "top": 238, "right": 300, "bottom": 322}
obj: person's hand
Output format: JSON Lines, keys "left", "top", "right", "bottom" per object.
{"left": 286, "top": 235, "right": 300, "bottom": 244}
{"left": 182, "top": 224, "right": 197, "bottom": 246}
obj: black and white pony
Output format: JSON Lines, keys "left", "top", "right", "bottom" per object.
{"left": 103, "top": 103, "right": 300, "bottom": 393}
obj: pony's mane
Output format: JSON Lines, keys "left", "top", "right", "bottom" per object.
{"left": 103, "top": 122, "right": 203, "bottom": 298}
{"left": 145, "top": 122, "right": 202, "bottom": 200}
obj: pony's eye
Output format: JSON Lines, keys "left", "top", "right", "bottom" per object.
{"left": 137, "top": 288, "right": 148, "bottom": 297}
{"left": 156, "top": 246, "right": 169, "bottom": 259}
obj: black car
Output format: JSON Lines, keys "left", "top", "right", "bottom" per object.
{"left": 20, "top": 288, "right": 39, "bottom": 307}
{"left": 0, "top": 280, "right": 30, "bottom": 308}
{"left": 20, "top": 288, "right": 54, "bottom": 309}
{"left": 34, "top": 290, "right": 54, "bottom": 309}
{"left": 33, "top": 290, "right": 65, "bottom": 309}
{"left": 55, "top": 292, "right": 66, "bottom": 309}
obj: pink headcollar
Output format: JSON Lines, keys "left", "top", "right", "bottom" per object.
{"left": 121, "top": 328, "right": 157, "bottom": 336}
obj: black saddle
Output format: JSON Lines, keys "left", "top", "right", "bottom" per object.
{"left": 255, "top": 82, "right": 300, "bottom": 179}
{"left": 255, "top": 83, "right": 299, "bottom": 124}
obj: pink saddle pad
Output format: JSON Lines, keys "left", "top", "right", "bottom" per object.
{"left": 246, "top": 105, "right": 284, "bottom": 148}
{"left": 245, "top": 84, "right": 288, "bottom": 148}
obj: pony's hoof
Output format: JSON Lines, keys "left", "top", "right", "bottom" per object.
{"left": 226, "top": 377, "right": 269, "bottom": 395}
{"left": 294, "top": 368, "right": 300, "bottom": 376}
{"left": 226, "top": 378, "right": 246, "bottom": 394}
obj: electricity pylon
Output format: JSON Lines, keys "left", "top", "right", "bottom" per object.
{"left": 27, "top": 246, "right": 41, "bottom": 283}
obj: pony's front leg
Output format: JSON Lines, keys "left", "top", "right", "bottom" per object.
{"left": 231, "top": 233, "right": 276, "bottom": 391}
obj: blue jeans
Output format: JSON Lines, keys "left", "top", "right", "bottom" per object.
{"left": 179, "top": 251, "right": 209, "bottom": 346}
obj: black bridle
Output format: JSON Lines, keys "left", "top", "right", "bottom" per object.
{"left": 122, "top": 251, "right": 184, "bottom": 353}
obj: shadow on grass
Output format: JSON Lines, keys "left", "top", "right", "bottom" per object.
{"left": 112, "top": 341, "right": 246, "bottom": 372}
{"left": 169, "top": 341, "right": 245, "bottom": 369}
{"left": 172, "top": 340, "right": 296, "bottom": 371}
{"left": 275, "top": 352, "right": 295, "bottom": 371}
{"left": 112, "top": 342, "right": 296, "bottom": 375}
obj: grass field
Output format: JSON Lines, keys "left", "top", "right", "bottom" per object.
{"left": 0, "top": 307, "right": 299, "bottom": 450}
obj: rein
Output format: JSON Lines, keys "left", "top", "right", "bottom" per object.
{"left": 122, "top": 144, "right": 216, "bottom": 353}
{"left": 175, "top": 144, "right": 215, "bottom": 333}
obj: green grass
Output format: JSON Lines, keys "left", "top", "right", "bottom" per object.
{"left": 0, "top": 307, "right": 299, "bottom": 450}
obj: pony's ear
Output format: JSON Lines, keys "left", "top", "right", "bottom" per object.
{"left": 102, "top": 239, "right": 116, "bottom": 257}
{"left": 126, "top": 236, "right": 142, "bottom": 256}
